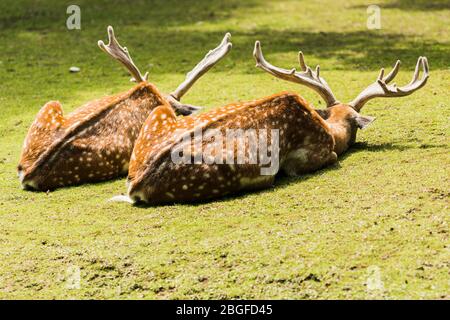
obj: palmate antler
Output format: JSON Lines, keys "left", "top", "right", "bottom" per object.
{"left": 165, "top": 33, "right": 232, "bottom": 114}
{"left": 98, "top": 26, "right": 148, "bottom": 82}
{"left": 253, "top": 41, "right": 339, "bottom": 107}
{"left": 349, "top": 57, "right": 429, "bottom": 111}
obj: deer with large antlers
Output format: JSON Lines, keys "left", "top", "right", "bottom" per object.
{"left": 116, "top": 41, "right": 428, "bottom": 205}
{"left": 18, "top": 26, "right": 232, "bottom": 191}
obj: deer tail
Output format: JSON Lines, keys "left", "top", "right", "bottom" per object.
{"left": 108, "top": 194, "right": 134, "bottom": 204}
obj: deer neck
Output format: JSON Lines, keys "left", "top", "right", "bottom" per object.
{"left": 328, "top": 121, "right": 355, "bottom": 155}
{"left": 316, "top": 108, "right": 356, "bottom": 156}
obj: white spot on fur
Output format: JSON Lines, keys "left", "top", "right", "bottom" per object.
{"left": 165, "top": 192, "right": 175, "bottom": 199}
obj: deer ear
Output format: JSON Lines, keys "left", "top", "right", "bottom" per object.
{"left": 355, "top": 115, "right": 376, "bottom": 129}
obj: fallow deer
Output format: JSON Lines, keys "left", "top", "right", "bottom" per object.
{"left": 120, "top": 41, "right": 428, "bottom": 205}
{"left": 18, "top": 26, "right": 232, "bottom": 191}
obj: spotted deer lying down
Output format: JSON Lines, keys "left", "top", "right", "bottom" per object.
{"left": 18, "top": 26, "right": 232, "bottom": 191}
{"left": 117, "top": 41, "right": 429, "bottom": 205}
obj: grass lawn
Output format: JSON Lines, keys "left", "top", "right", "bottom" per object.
{"left": 0, "top": 0, "right": 448, "bottom": 299}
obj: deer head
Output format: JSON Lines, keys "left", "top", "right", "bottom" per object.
{"left": 113, "top": 41, "right": 428, "bottom": 205}
{"left": 18, "top": 26, "right": 232, "bottom": 191}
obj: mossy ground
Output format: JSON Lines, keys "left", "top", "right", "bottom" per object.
{"left": 0, "top": 0, "right": 448, "bottom": 299}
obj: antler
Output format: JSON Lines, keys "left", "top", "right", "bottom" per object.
{"left": 349, "top": 57, "right": 429, "bottom": 111}
{"left": 165, "top": 33, "right": 232, "bottom": 115}
{"left": 169, "top": 33, "right": 232, "bottom": 101}
{"left": 98, "top": 26, "right": 148, "bottom": 82}
{"left": 253, "top": 41, "right": 339, "bottom": 107}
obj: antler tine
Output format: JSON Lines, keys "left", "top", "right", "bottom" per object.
{"left": 411, "top": 57, "right": 422, "bottom": 83}
{"left": 98, "top": 26, "right": 147, "bottom": 82}
{"left": 349, "top": 57, "right": 429, "bottom": 111}
{"left": 298, "top": 51, "right": 307, "bottom": 71}
{"left": 384, "top": 60, "right": 401, "bottom": 83}
{"left": 169, "top": 33, "right": 232, "bottom": 101}
{"left": 399, "top": 57, "right": 429, "bottom": 92}
{"left": 408, "top": 56, "right": 428, "bottom": 86}
{"left": 253, "top": 41, "right": 339, "bottom": 107}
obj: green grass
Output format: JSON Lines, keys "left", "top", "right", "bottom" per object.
{"left": 0, "top": 0, "right": 449, "bottom": 299}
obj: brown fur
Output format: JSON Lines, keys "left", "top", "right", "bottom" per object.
{"left": 19, "top": 82, "right": 168, "bottom": 190}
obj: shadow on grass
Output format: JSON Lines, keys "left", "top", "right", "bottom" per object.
{"left": 103, "top": 28, "right": 449, "bottom": 72}
{"left": 352, "top": 0, "right": 450, "bottom": 11}
{"left": 0, "top": 0, "right": 260, "bottom": 29}
{"left": 3, "top": 28, "right": 447, "bottom": 86}
{"left": 1, "top": 0, "right": 449, "bottom": 76}
{"left": 346, "top": 141, "right": 447, "bottom": 153}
